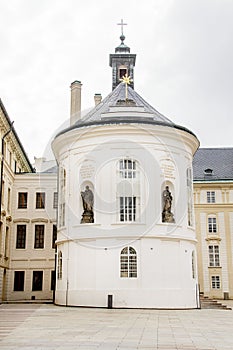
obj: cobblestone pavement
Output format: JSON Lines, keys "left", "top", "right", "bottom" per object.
{"left": 0, "top": 303, "right": 233, "bottom": 350}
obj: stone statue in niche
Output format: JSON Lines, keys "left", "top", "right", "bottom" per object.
{"left": 162, "top": 186, "right": 175, "bottom": 223}
{"left": 81, "top": 185, "right": 94, "bottom": 223}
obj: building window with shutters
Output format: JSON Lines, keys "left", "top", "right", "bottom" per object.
{"left": 120, "top": 246, "right": 137, "bottom": 278}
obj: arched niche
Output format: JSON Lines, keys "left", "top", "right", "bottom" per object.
{"left": 80, "top": 181, "right": 94, "bottom": 224}
{"left": 161, "top": 181, "right": 175, "bottom": 223}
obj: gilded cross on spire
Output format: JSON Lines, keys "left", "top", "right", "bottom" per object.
{"left": 120, "top": 74, "right": 133, "bottom": 100}
{"left": 117, "top": 19, "right": 127, "bottom": 36}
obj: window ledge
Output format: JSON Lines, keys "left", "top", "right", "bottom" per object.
{"left": 112, "top": 222, "right": 145, "bottom": 226}
{"left": 206, "top": 236, "right": 221, "bottom": 242}
{"left": 208, "top": 266, "right": 222, "bottom": 269}
{"left": 73, "top": 223, "right": 102, "bottom": 228}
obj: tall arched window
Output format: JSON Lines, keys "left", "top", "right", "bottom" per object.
{"left": 57, "top": 251, "right": 62, "bottom": 280}
{"left": 120, "top": 246, "right": 137, "bottom": 278}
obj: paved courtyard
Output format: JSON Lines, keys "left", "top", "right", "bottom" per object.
{"left": 0, "top": 303, "right": 233, "bottom": 350}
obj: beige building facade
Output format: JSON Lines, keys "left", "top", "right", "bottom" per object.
{"left": 193, "top": 148, "right": 233, "bottom": 300}
{"left": 6, "top": 170, "right": 57, "bottom": 301}
{"left": 0, "top": 99, "right": 33, "bottom": 302}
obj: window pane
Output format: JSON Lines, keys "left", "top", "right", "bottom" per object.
{"left": 51, "top": 270, "right": 55, "bottom": 290}
{"left": 16, "top": 225, "right": 26, "bottom": 249}
{"left": 34, "top": 225, "right": 44, "bottom": 249}
{"left": 36, "top": 192, "right": 45, "bottom": 209}
{"left": 57, "top": 252, "right": 62, "bottom": 280}
{"left": 14, "top": 271, "right": 25, "bottom": 291}
{"left": 119, "top": 159, "right": 136, "bottom": 178}
{"left": 52, "top": 225, "right": 57, "bottom": 249}
{"left": 18, "top": 192, "right": 27, "bottom": 209}
{"left": 119, "top": 197, "right": 136, "bottom": 222}
{"left": 53, "top": 192, "right": 58, "bottom": 209}
{"left": 32, "top": 271, "right": 43, "bottom": 291}
{"left": 120, "top": 246, "right": 137, "bottom": 278}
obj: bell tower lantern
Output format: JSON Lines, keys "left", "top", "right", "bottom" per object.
{"left": 109, "top": 19, "right": 136, "bottom": 90}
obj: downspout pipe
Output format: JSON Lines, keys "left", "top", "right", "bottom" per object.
{"left": 0, "top": 122, "right": 14, "bottom": 211}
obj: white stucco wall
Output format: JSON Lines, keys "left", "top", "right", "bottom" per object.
{"left": 53, "top": 120, "right": 199, "bottom": 308}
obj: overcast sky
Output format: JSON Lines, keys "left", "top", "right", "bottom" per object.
{"left": 0, "top": 0, "right": 233, "bottom": 162}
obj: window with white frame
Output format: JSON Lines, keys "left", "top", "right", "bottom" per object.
{"left": 119, "top": 159, "right": 136, "bottom": 178}
{"left": 118, "top": 158, "right": 139, "bottom": 222}
{"left": 120, "top": 196, "right": 136, "bottom": 222}
{"left": 209, "top": 245, "right": 220, "bottom": 267}
{"left": 207, "top": 191, "right": 215, "bottom": 203}
{"left": 208, "top": 217, "right": 217, "bottom": 233}
{"left": 120, "top": 246, "right": 137, "bottom": 278}
{"left": 211, "top": 275, "right": 220, "bottom": 289}
{"left": 57, "top": 251, "right": 62, "bottom": 279}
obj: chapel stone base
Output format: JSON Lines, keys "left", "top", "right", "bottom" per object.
{"left": 55, "top": 288, "right": 199, "bottom": 309}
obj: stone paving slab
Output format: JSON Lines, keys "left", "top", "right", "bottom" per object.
{"left": 0, "top": 304, "right": 233, "bottom": 349}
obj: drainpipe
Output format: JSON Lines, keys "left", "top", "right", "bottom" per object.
{"left": 0, "top": 122, "right": 14, "bottom": 211}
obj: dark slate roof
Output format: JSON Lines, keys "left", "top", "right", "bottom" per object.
{"left": 56, "top": 83, "right": 197, "bottom": 139}
{"left": 79, "top": 82, "right": 173, "bottom": 124}
{"left": 193, "top": 148, "right": 233, "bottom": 181}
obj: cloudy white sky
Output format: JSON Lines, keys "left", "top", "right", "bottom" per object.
{"left": 0, "top": 0, "right": 233, "bottom": 162}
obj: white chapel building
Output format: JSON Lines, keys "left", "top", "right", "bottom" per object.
{"left": 52, "top": 33, "right": 200, "bottom": 308}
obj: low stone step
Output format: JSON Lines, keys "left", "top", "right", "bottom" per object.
{"left": 200, "top": 297, "right": 232, "bottom": 310}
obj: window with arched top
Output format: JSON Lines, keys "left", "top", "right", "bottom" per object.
{"left": 120, "top": 246, "right": 137, "bottom": 278}
{"left": 57, "top": 251, "right": 62, "bottom": 280}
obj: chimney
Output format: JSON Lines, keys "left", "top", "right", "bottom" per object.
{"left": 70, "top": 80, "right": 82, "bottom": 125}
{"left": 94, "top": 93, "right": 102, "bottom": 106}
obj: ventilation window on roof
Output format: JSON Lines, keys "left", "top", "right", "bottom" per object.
{"left": 204, "top": 168, "right": 213, "bottom": 175}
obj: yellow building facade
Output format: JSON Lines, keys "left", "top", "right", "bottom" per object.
{"left": 0, "top": 99, "right": 33, "bottom": 302}
{"left": 193, "top": 148, "right": 233, "bottom": 300}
